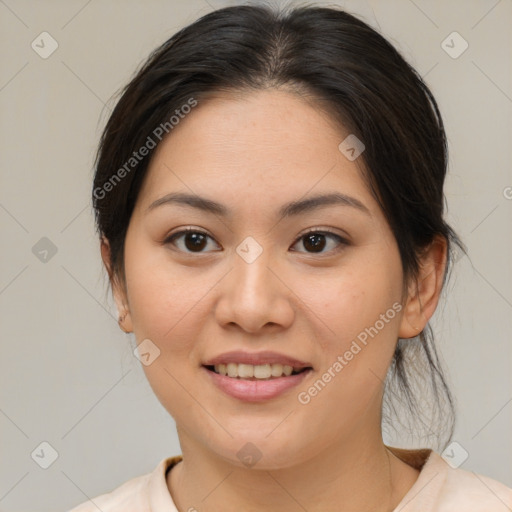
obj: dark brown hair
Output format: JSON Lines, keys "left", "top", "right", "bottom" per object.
{"left": 93, "top": 2, "right": 464, "bottom": 450}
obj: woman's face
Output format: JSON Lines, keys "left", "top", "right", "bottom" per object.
{"left": 113, "top": 89, "right": 410, "bottom": 468}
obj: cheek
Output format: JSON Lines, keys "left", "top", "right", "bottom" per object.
{"left": 295, "top": 257, "right": 402, "bottom": 350}
{"left": 123, "top": 243, "right": 207, "bottom": 352}
{"left": 123, "top": 250, "right": 211, "bottom": 417}
{"left": 294, "top": 269, "right": 402, "bottom": 430}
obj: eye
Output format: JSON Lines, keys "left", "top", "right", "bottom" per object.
{"left": 164, "top": 227, "right": 220, "bottom": 253}
{"left": 290, "top": 229, "right": 348, "bottom": 254}
{"left": 164, "top": 227, "right": 348, "bottom": 255}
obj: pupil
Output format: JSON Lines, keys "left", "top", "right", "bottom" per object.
{"left": 304, "top": 233, "right": 326, "bottom": 252}
{"left": 185, "top": 232, "right": 207, "bottom": 251}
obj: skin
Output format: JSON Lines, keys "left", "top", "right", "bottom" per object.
{"left": 101, "top": 88, "right": 447, "bottom": 512}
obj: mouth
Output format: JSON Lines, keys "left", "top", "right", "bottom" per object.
{"left": 202, "top": 355, "right": 313, "bottom": 402}
{"left": 201, "top": 351, "right": 313, "bottom": 401}
{"left": 204, "top": 363, "right": 311, "bottom": 380}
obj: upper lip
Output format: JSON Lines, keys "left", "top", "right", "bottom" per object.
{"left": 203, "top": 351, "right": 312, "bottom": 368}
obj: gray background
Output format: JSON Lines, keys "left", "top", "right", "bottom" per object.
{"left": 0, "top": 0, "right": 511, "bottom": 510}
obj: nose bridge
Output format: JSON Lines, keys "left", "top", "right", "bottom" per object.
{"left": 232, "top": 235, "right": 276, "bottom": 301}
{"left": 214, "top": 235, "right": 294, "bottom": 332}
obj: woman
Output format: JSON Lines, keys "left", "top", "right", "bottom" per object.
{"left": 70, "top": 3, "right": 512, "bottom": 511}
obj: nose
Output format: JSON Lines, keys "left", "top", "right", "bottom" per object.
{"left": 214, "top": 246, "right": 295, "bottom": 334}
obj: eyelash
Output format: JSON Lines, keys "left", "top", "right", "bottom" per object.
{"left": 164, "top": 227, "right": 349, "bottom": 255}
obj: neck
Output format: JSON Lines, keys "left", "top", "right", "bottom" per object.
{"left": 168, "top": 430, "right": 419, "bottom": 512}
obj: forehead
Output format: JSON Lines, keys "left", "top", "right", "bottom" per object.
{"left": 135, "top": 88, "right": 375, "bottom": 217}
{"left": 169, "top": 88, "right": 348, "bottom": 151}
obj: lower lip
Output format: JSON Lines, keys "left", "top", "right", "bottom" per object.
{"left": 203, "top": 367, "right": 312, "bottom": 402}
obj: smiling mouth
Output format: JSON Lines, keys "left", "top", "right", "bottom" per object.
{"left": 204, "top": 363, "right": 311, "bottom": 380}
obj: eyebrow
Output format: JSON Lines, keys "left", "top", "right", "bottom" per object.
{"left": 145, "top": 191, "right": 371, "bottom": 218}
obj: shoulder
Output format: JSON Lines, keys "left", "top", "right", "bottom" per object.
{"left": 67, "top": 473, "right": 150, "bottom": 512}
{"left": 437, "top": 460, "right": 512, "bottom": 511}
{"left": 66, "top": 456, "right": 182, "bottom": 512}
{"left": 389, "top": 447, "right": 512, "bottom": 511}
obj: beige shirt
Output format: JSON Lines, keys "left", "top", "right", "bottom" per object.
{"left": 68, "top": 447, "right": 512, "bottom": 511}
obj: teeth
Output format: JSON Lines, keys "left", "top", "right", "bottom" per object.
{"left": 213, "top": 363, "right": 302, "bottom": 379}
{"left": 238, "top": 364, "right": 254, "bottom": 378}
{"left": 271, "top": 363, "right": 283, "bottom": 377}
{"left": 227, "top": 363, "right": 237, "bottom": 377}
{"left": 254, "top": 364, "right": 271, "bottom": 379}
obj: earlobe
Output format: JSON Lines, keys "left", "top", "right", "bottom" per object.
{"left": 398, "top": 236, "right": 447, "bottom": 339}
{"left": 100, "top": 237, "right": 133, "bottom": 333}
{"left": 117, "top": 309, "right": 133, "bottom": 334}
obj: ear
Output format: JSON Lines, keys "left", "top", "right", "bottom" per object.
{"left": 398, "top": 235, "right": 447, "bottom": 339}
{"left": 100, "top": 236, "right": 133, "bottom": 333}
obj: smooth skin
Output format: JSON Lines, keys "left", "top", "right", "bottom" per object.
{"left": 101, "top": 88, "right": 447, "bottom": 512}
